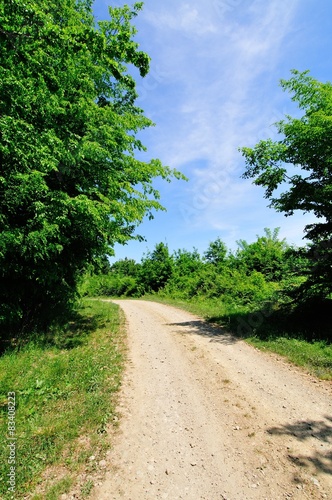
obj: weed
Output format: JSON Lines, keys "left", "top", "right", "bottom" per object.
{"left": 45, "top": 476, "right": 73, "bottom": 499}
{"left": 81, "top": 479, "right": 94, "bottom": 497}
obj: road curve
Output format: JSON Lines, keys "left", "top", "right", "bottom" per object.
{"left": 92, "top": 300, "right": 332, "bottom": 499}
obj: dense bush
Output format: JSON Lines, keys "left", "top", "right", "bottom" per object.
{"left": 83, "top": 231, "right": 288, "bottom": 305}
{"left": 139, "top": 243, "right": 173, "bottom": 293}
{"left": 80, "top": 274, "right": 140, "bottom": 298}
{"left": 81, "top": 230, "right": 332, "bottom": 340}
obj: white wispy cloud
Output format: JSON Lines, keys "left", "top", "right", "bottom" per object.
{"left": 136, "top": 0, "right": 303, "bottom": 244}
{"left": 91, "top": 0, "right": 332, "bottom": 259}
{"left": 144, "top": 3, "right": 217, "bottom": 36}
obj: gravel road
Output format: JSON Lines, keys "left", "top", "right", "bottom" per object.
{"left": 92, "top": 300, "right": 332, "bottom": 499}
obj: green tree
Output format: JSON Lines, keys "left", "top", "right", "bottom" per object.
{"left": 203, "top": 238, "right": 227, "bottom": 267}
{"left": 140, "top": 243, "right": 173, "bottom": 293}
{"left": 162, "top": 248, "right": 203, "bottom": 298}
{"left": 240, "top": 70, "right": 332, "bottom": 297}
{"left": 172, "top": 248, "right": 202, "bottom": 274}
{"left": 0, "top": 1, "right": 182, "bottom": 332}
{"left": 235, "top": 228, "right": 288, "bottom": 281}
{"left": 111, "top": 257, "right": 140, "bottom": 278}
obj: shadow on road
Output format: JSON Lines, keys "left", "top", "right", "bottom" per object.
{"left": 267, "top": 416, "right": 332, "bottom": 476}
{"left": 166, "top": 319, "right": 239, "bottom": 345}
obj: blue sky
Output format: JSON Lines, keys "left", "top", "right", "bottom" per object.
{"left": 93, "top": 0, "right": 332, "bottom": 262}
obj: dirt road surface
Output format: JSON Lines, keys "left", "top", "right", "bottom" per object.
{"left": 92, "top": 300, "right": 332, "bottom": 499}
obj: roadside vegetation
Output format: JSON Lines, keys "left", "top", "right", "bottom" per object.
{"left": 0, "top": 299, "right": 125, "bottom": 499}
{"left": 81, "top": 69, "right": 332, "bottom": 381}
{"left": 81, "top": 228, "right": 332, "bottom": 380}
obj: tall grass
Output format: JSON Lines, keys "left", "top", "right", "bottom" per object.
{"left": 0, "top": 299, "right": 125, "bottom": 498}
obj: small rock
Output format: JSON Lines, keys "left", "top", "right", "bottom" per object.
{"left": 191, "top": 462, "right": 197, "bottom": 466}
{"left": 99, "top": 460, "right": 107, "bottom": 467}
{"left": 311, "top": 477, "right": 320, "bottom": 487}
{"left": 89, "top": 455, "right": 95, "bottom": 461}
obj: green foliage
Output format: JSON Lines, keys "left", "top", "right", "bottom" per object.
{"left": 173, "top": 248, "right": 203, "bottom": 274}
{"left": 139, "top": 242, "right": 173, "bottom": 292}
{"left": 235, "top": 228, "right": 288, "bottom": 280}
{"left": 162, "top": 248, "right": 203, "bottom": 298}
{"left": 161, "top": 234, "right": 282, "bottom": 306}
{"left": 110, "top": 257, "right": 141, "bottom": 278}
{"left": 84, "top": 230, "right": 332, "bottom": 341}
{"left": 0, "top": 1, "right": 183, "bottom": 333}
{"left": 203, "top": 237, "right": 227, "bottom": 267}
{"left": 240, "top": 70, "right": 332, "bottom": 299}
{"left": 93, "top": 255, "right": 113, "bottom": 275}
{"left": 78, "top": 227, "right": 329, "bottom": 341}
{"left": 206, "top": 269, "right": 279, "bottom": 304}
{"left": 80, "top": 273, "right": 140, "bottom": 297}
{"left": 93, "top": 233, "right": 286, "bottom": 306}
